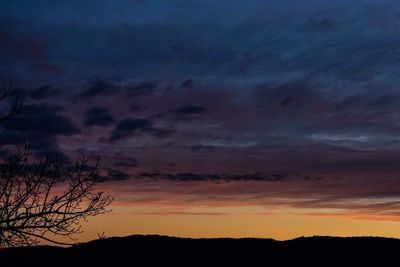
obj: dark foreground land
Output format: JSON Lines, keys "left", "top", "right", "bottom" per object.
{"left": 1, "top": 235, "right": 399, "bottom": 266}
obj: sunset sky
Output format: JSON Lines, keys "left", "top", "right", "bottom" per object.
{"left": 2, "top": 0, "right": 400, "bottom": 242}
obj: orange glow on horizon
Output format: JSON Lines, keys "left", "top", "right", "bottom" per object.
{"left": 45, "top": 206, "right": 400, "bottom": 245}
{"left": 42, "top": 180, "right": 400, "bottom": 245}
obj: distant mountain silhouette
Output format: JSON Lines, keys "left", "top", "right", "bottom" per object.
{"left": 1, "top": 235, "right": 399, "bottom": 266}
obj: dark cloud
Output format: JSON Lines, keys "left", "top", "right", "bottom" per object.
{"left": 0, "top": 148, "right": 12, "bottom": 161}
{"left": 180, "top": 79, "right": 194, "bottom": 88}
{"left": 2, "top": 104, "right": 80, "bottom": 138}
{"left": 139, "top": 172, "right": 287, "bottom": 182}
{"left": 149, "top": 128, "right": 174, "bottom": 138}
{"left": 83, "top": 107, "right": 115, "bottom": 127}
{"left": 130, "top": 105, "right": 141, "bottom": 112}
{"left": 0, "top": 104, "right": 79, "bottom": 162}
{"left": 254, "top": 80, "right": 315, "bottom": 108}
{"left": 33, "top": 147, "right": 71, "bottom": 163}
{"left": 0, "top": 131, "right": 70, "bottom": 162}
{"left": 191, "top": 144, "right": 215, "bottom": 152}
{"left": 126, "top": 81, "right": 156, "bottom": 97}
{"left": 114, "top": 157, "right": 138, "bottom": 168}
{"left": 280, "top": 96, "right": 299, "bottom": 107}
{"left": 175, "top": 105, "right": 207, "bottom": 115}
{"left": 108, "top": 118, "right": 172, "bottom": 142}
{"left": 80, "top": 79, "right": 118, "bottom": 98}
{"left": 30, "top": 84, "right": 61, "bottom": 100}
{"left": 174, "top": 105, "right": 208, "bottom": 121}
{"left": 102, "top": 168, "right": 130, "bottom": 181}
{"left": 0, "top": 131, "right": 24, "bottom": 145}
{"left": 108, "top": 118, "right": 152, "bottom": 142}
{"left": 9, "top": 87, "right": 28, "bottom": 99}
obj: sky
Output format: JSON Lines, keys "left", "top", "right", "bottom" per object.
{"left": 2, "top": 0, "right": 400, "bottom": 241}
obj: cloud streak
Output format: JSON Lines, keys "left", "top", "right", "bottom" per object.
{"left": 3, "top": 0, "right": 400, "bottom": 224}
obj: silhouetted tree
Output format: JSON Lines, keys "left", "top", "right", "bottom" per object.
{"left": 0, "top": 82, "right": 21, "bottom": 124}
{"left": 0, "top": 83, "right": 113, "bottom": 248}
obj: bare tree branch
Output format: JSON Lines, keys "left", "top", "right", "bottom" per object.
{"left": 0, "top": 81, "right": 113, "bottom": 247}
{"left": 0, "top": 144, "right": 113, "bottom": 248}
{"left": 0, "top": 81, "right": 22, "bottom": 125}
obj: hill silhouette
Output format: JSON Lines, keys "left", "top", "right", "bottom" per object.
{"left": 0, "top": 235, "right": 399, "bottom": 266}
